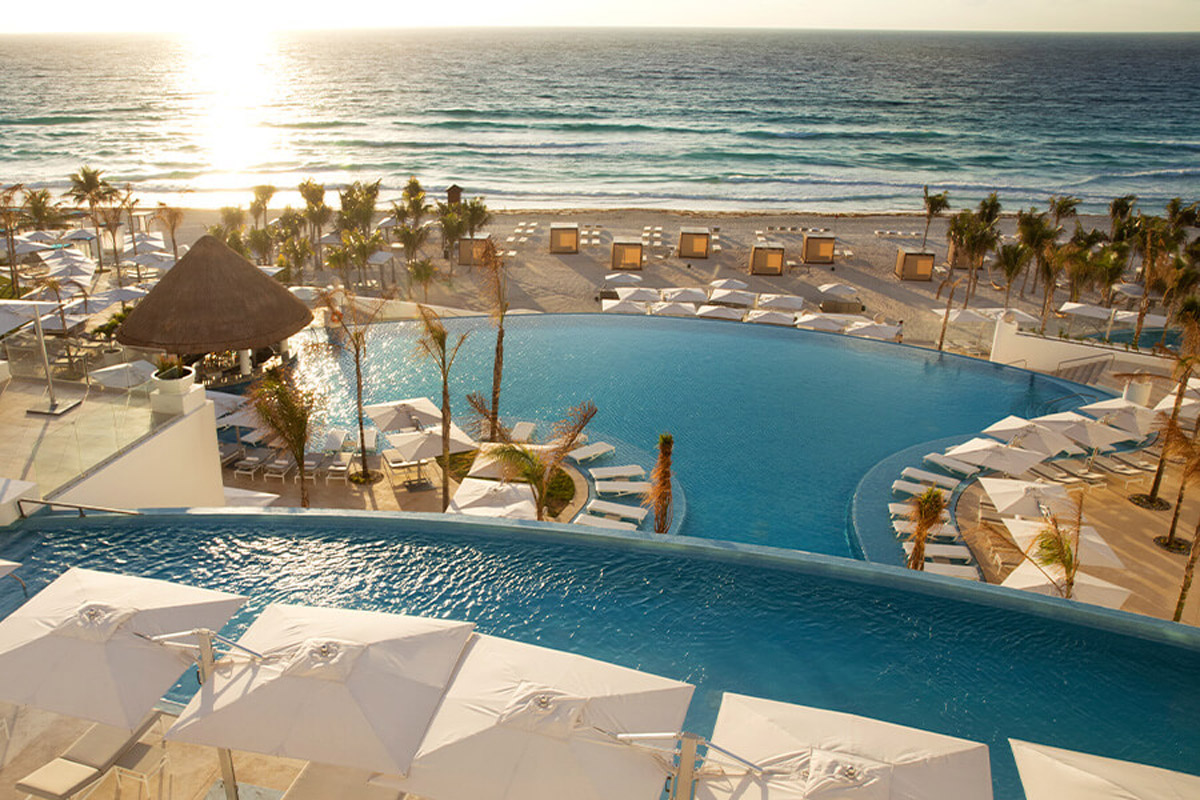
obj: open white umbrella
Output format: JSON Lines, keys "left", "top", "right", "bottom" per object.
{"left": 976, "top": 307, "right": 1040, "bottom": 325}
{"left": 946, "top": 438, "right": 1047, "bottom": 475}
{"left": 0, "top": 560, "right": 20, "bottom": 580}
{"left": 710, "top": 278, "right": 747, "bottom": 290}
{"left": 387, "top": 424, "right": 476, "bottom": 462}
{"left": 386, "top": 633, "right": 693, "bottom": 800}
{"left": 982, "top": 416, "right": 1083, "bottom": 456}
{"left": 319, "top": 231, "right": 344, "bottom": 245}
{"left": 1032, "top": 412, "right": 1138, "bottom": 451}
{"left": 258, "top": 265, "right": 285, "bottom": 278}
{"left": 1000, "top": 560, "right": 1130, "bottom": 609}
{"left": 366, "top": 397, "right": 443, "bottom": 431}
{"left": 0, "top": 298, "right": 80, "bottom": 415}
{"left": 91, "top": 360, "right": 158, "bottom": 389}
{"left": 695, "top": 305, "right": 744, "bottom": 321}
{"left": 368, "top": 249, "right": 395, "bottom": 266}
{"left": 1079, "top": 398, "right": 1158, "bottom": 437}
{"left": 448, "top": 478, "right": 538, "bottom": 520}
{"left": 1001, "top": 518, "right": 1123, "bottom": 569}
{"left": 696, "top": 693, "right": 992, "bottom": 800}
{"left": 13, "top": 238, "right": 52, "bottom": 256}
{"left": 744, "top": 309, "right": 794, "bottom": 326}
{"left": 167, "top": 604, "right": 475, "bottom": 775}
{"left": 796, "top": 313, "right": 852, "bottom": 332}
{"left": 0, "top": 567, "right": 246, "bottom": 729}
{"left": 650, "top": 301, "right": 697, "bottom": 318}
{"left": 604, "top": 273, "right": 643, "bottom": 286}
{"left": 1058, "top": 302, "right": 1114, "bottom": 323}
{"left": 602, "top": 299, "right": 648, "bottom": 314}
{"left": 708, "top": 289, "right": 755, "bottom": 307}
{"left": 23, "top": 230, "right": 60, "bottom": 243}
{"left": 661, "top": 287, "right": 708, "bottom": 304}
{"left": 616, "top": 286, "right": 660, "bottom": 303}
{"left": 845, "top": 320, "right": 901, "bottom": 341}
{"left": 817, "top": 283, "right": 858, "bottom": 298}
{"left": 289, "top": 286, "right": 322, "bottom": 304}
{"left": 62, "top": 228, "right": 97, "bottom": 242}
{"left": 1113, "top": 310, "right": 1168, "bottom": 328}
{"left": 757, "top": 294, "right": 806, "bottom": 312}
{"left": 1010, "top": 738, "right": 1200, "bottom": 800}
{"left": 977, "top": 477, "right": 1073, "bottom": 518}
{"left": 930, "top": 306, "right": 991, "bottom": 324}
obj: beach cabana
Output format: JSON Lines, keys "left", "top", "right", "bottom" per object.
{"left": 116, "top": 235, "right": 313, "bottom": 355}
{"left": 749, "top": 242, "right": 785, "bottom": 275}
{"left": 744, "top": 309, "right": 793, "bottom": 326}
{"left": 678, "top": 227, "right": 711, "bottom": 259}
{"left": 895, "top": 249, "right": 934, "bottom": 281}
{"left": 661, "top": 287, "right": 708, "bottom": 304}
{"left": 549, "top": 223, "right": 579, "bottom": 254}
{"left": 601, "top": 299, "right": 648, "bottom": 314}
{"left": 1009, "top": 738, "right": 1200, "bottom": 800}
{"left": 611, "top": 238, "right": 644, "bottom": 271}
{"left": 458, "top": 234, "right": 492, "bottom": 266}
{"left": 650, "top": 301, "right": 697, "bottom": 318}
{"left": 757, "top": 294, "right": 805, "bottom": 312}
{"left": 802, "top": 233, "right": 836, "bottom": 264}
{"left": 696, "top": 305, "right": 744, "bottom": 321}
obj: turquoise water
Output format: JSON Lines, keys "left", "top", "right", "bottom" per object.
{"left": 0, "top": 30, "right": 1197, "bottom": 212}
{"left": 0, "top": 512, "right": 1196, "bottom": 800}
{"left": 1092, "top": 327, "right": 1180, "bottom": 351}
{"left": 295, "top": 315, "right": 1108, "bottom": 556}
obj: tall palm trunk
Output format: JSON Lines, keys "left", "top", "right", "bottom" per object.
{"left": 1175, "top": 520, "right": 1200, "bottom": 621}
{"left": 354, "top": 343, "right": 368, "bottom": 479}
{"left": 91, "top": 205, "right": 104, "bottom": 270}
{"left": 1133, "top": 294, "right": 1152, "bottom": 352}
{"left": 1149, "top": 366, "right": 1193, "bottom": 503}
{"left": 440, "top": 358, "right": 451, "bottom": 511}
{"left": 1040, "top": 277, "right": 1055, "bottom": 334}
{"left": 489, "top": 322, "right": 504, "bottom": 441}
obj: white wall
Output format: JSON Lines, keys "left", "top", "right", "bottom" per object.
{"left": 54, "top": 400, "right": 225, "bottom": 510}
{"left": 990, "top": 319, "right": 1174, "bottom": 375}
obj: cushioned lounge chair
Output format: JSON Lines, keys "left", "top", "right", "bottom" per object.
{"left": 902, "top": 541, "right": 975, "bottom": 563}
{"left": 923, "top": 562, "right": 980, "bottom": 581}
{"left": 324, "top": 452, "right": 353, "bottom": 485}
{"left": 568, "top": 442, "right": 615, "bottom": 462}
{"left": 233, "top": 448, "right": 275, "bottom": 480}
{"left": 587, "top": 499, "right": 649, "bottom": 522}
{"left": 323, "top": 428, "right": 349, "bottom": 452}
{"left": 218, "top": 442, "right": 245, "bottom": 467}
{"left": 899, "top": 467, "right": 960, "bottom": 491}
{"left": 594, "top": 480, "right": 651, "bottom": 496}
{"left": 922, "top": 452, "right": 980, "bottom": 477}
{"left": 574, "top": 515, "right": 637, "bottom": 531}
{"left": 510, "top": 421, "right": 536, "bottom": 443}
{"left": 17, "top": 713, "right": 159, "bottom": 800}
{"left": 891, "top": 480, "right": 947, "bottom": 499}
{"left": 263, "top": 454, "right": 296, "bottom": 482}
{"left": 589, "top": 465, "right": 646, "bottom": 481}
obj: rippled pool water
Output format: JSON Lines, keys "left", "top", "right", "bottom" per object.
{"left": 294, "top": 315, "right": 1107, "bottom": 556}
{"left": 1, "top": 512, "right": 1196, "bottom": 800}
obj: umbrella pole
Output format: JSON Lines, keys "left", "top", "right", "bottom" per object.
{"left": 33, "top": 312, "right": 58, "bottom": 409}
{"left": 670, "top": 732, "right": 701, "bottom": 800}
{"left": 197, "top": 631, "right": 241, "bottom": 800}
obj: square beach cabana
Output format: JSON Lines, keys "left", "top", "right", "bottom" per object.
{"left": 611, "top": 238, "right": 644, "bottom": 271}
{"left": 749, "top": 241, "right": 785, "bottom": 275}
{"left": 895, "top": 249, "right": 934, "bottom": 281}
{"left": 802, "top": 233, "right": 836, "bottom": 264}
{"left": 549, "top": 223, "right": 580, "bottom": 254}
{"left": 678, "top": 227, "right": 711, "bottom": 259}
{"left": 458, "top": 234, "right": 491, "bottom": 266}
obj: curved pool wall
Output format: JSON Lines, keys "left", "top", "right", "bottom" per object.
{"left": 2, "top": 510, "right": 1197, "bottom": 800}
{"left": 295, "top": 314, "right": 1109, "bottom": 557}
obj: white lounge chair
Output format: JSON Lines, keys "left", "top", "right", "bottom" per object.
{"left": 324, "top": 452, "right": 353, "bottom": 485}
{"left": 1027, "top": 463, "right": 1084, "bottom": 486}
{"left": 923, "top": 562, "right": 980, "bottom": 581}
{"left": 295, "top": 453, "right": 327, "bottom": 483}
{"left": 899, "top": 467, "right": 960, "bottom": 491}
{"left": 887, "top": 502, "right": 949, "bottom": 521}
{"left": 1051, "top": 460, "right": 1106, "bottom": 485}
{"left": 891, "top": 520, "right": 956, "bottom": 540}
{"left": 589, "top": 464, "right": 646, "bottom": 480}
{"left": 903, "top": 542, "right": 975, "bottom": 563}
{"left": 1114, "top": 451, "right": 1156, "bottom": 471}
{"left": 17, "top": 713, "right": 160, "bottom": 800}
{"left": 569, "top": 441, "right": 615, "bottom": 462}
{"left": 282, "top": 763, "right": 403, "bottom": 800}
{"left": 587, "top": 499, "right": 649, "bottom": 522}
{"left": 323, "top": 427, "right": 349, "bottom": 452}
{"left": 594, "top": 480, "right": 651, "bottom": 496}
{"left": 891, "top": 480, "right": 947, "bottom": 499}
{"left": 218, "top": 442, "right": 245, "bottom": 467}
{"left": 233, "top": 449, "right": 275, "bottom": 480}
{"left": 263, "top": 454, "right": 296, "bottom": 482}
{"left": 359, "top": 428, "right": 379, "bottom": 454}
{"left": 923, "top": 452, "right": 980, "bottom": 476}
{"left": 510, "top": 421, "right": 536, "bottom": 443}
{"left": 574, "top": 515, "right": 637, "bottom": 531}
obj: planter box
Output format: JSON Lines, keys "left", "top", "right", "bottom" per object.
{"left": 152, "top": 365, "right": 195, "bottom": 396}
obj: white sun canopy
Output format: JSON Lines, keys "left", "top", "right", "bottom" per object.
{"left": 696, "top": 693, "right": 992, "bottom": 800}
{"left": 0, "top": 560, "right": 20, "bottom": 580}
{"left": 982, "top": 416, "right": 1083, "bottom": 456}
{"left": 1032, "top": 412, "right": 1139, "bottom": 451}
{"left": 710, "top": 278, "right": 747, "bottom": 290}
{"left": 1000, "top": 561, "right": 1130, "bottom": 609}
{"left": 616, "top": 286, "right": 660, "bottom": 303}
{"left": 386, "top": 424, "right": 476, "bottom": 462}
{"left": 696, "top": 305, "right": 745, "bottom": 321}
{"left": 757, "top": 294, "right": 806, "bottom": 312}
{"left": 818, "top": 283, "right": 858, "bottom": 298}
{"left": 602, "top": 299, "right": 648, "bottom": 314}
{"left": 1000, "top": 518, "right": 1123, "bottom": 569}
{"left": 945, "top": 438, "right": 1047, "bottom": 475}
{"left": 661, "top": 287, "right": 708, "bottom": 304}
{"left": 448, "top": 478, "right": 538, "bottom": 520}
{"left": 745, "top": 309, "right": 795, "bottom": 326}
{"left": 167, "top": 604, "right": 475, "bottom": 775}
{"left": 650, "top": 301, "right": 697, "bottom": 317}
{"left": 0, "top": 568, "right": 246, "bottom": 729}
{"left": 977, "top": 477, "right": 1074, "bottom": 518}
{"left": 1010, "top": 739, "right": 1200, "bottom": 800}
{"left": 604, "top": 272, "right": 643, "bottom": 286}
{"left": 930, "top": 306, "right": 991, "bottom": 324}
{"left": 366, "top": 397, "right": 443, "bottom": 432}
{"left": 1079, "top": 398, "right": 1159, "bottom": 437}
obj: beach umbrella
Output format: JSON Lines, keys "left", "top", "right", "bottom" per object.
{"left": 1057, "top": 302, "right": 1113, "bottom": 323}
{"left": 757, "top": 294, "right": 806, "bottom": 312}
{"left": 376, "top": 216, "right": 401, "bottom": 231}
{"left": 62, "top": 228, "right": 97, "bottom": 242}
{"left": 1009, "top": 738, "right": 1200, "bottom": 800}
{"left": 650, "top": 301, "right": 696, "bottom": 318}
{"left": 448, "top": 478, "right": 538, "bottom": 520}
{"left": 795, "top": 313, "right": 850, "bottom": 332}
{"left": 1111, "top": 283, "right": 1144, "bottom": 300}
{"left": 977, "top": 307, "right": 1039, "bottom": 325}
{"left": 368, "top": 249, "right": 395, "bottom": 266}
{"left": 817, "top": 282, "right": 858, "bottom": 298}
{"left": 23, "top": 230, "right": 59, "bottom": 243}
{"left": 1079, "top": 398, "right": 1158, "bottom": 437}
{"left": 222, "top": 487, "right": 280, "bottom": 507}
{"left": 602, "top": 299, "right": 648, "bottom": 314}
{"left": 695, "top": 305, "right": 743, "bottom": 321}
{"left": 1001, "top": 518, "right": 1123, "bottom": 569}
{"left": 13, "top": 238, "right": 52, "bottom": 256}
{"left": 744, "top": 309, "right": 794, "bottom": 326}
{"left": 206, "top": 390, "right": 248, "bottom": 416}
{"left": 0, "top": 560, "right": 20, "bottom": 580}
{"left": 217, "top": 407, "right": 262, "bottom": 429}
{"left": 616, "top": 286, "right": 660, "bottom": 303}
{"left": 982, "top": 416, "right": 1083, "bottom": 456}
{"left": 366, "top": 397, "right": 443, "bottom": 431}
{"left": 0, "top": 567, "right": 246, "bottom": 729}
{"left": 930, "top": 306, "right": 991, "bottom": 324}
{"left": 945, "top": 438, "right": 1047, "bottom": 475}
{"left": 95, "top": 286, "right": 150, "bottom": 306}
{"left": 318, "top": 231, "right": 344, "bottom": 245}
{"left": 1001, "top": 560, "right": 1130, "bottom": 609}
{"left": 385, "top": 633, "right": 693, "bottom": 800}
{"left": 708, "top": 289, "right": 755, "bottom": 307}
{"left": 91, "top": 360, "right": 157, "bottom": 389}
{"left": 167, "top": 603, "right": 475, "bottom": 775}
{"left": 289, "top": 286, "right": 322, "bottom": 304}
{"left": 387, "top": 424, "right": 476, "bottom": 462}
{"left": 977, "top": 478, "right": 1073, "bottom": 518}
{"left": 604, "top": 273, "right": 643, "bottom": 286}
{"left": 1032, "top": 412, "right": 1138, "bottom": 451}
{"left": 695, "top": 693, "right": 992, "bottom": 800}
{"left": 1113, "top": 310, "right": 1168, "bottom": 328}
{"left": 845, "top": 320, "right": 901, "bottom": 341}
{"left": 258, "top": 265, "right": 285, "bottom": 278}
{"left": 660, "top": 287, "right": 708, "bottom": 304}
{"left": 43, "top": 260, "right": 96, "bottom": 282}
{"left": 709, "top": 278, "right": 747, "bottom": 290}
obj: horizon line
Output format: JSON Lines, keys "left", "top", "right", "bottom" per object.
{"left": 2, "top": 25, "right": 1199, "bottom": 36}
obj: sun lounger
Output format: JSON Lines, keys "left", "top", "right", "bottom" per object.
{"left": 359, "top": 428, "right": 378, "bottom": 454}
{"left": 899, "top": 467, "right": 960, "bottom": 491}
{"left": 1114, "top": 451, "right": 1156, "bottom": 471}
{"left": 510, "top": 421, "right": 536, "bottom": 443}
{"left": 902, "top": 542, "right": 975, "bottom": 563}
{"left": 233, "top": 449, "right": 275, "bottom": 479}
{"left": 1092, "top": 454, "right": 1142, "bottom": 478}
{"left": 17, "top": 713, "right": 159, "bottom": 800}
{"left": 1026, "top": 464, "right": 1084, "bottom": 486}
{"left": 594, "top": 480, "right": 651, "bottom": 496}
{"left": 242, "top": 426, "right": 277, "bottom": 447}
{"left": 569, "top": 442, "right": 615, "bottom": 462}
{"left": 264, "top": 454, "right": 296, "bottom": 481}
{"left": 922, "top": 452, "right": 980, "bottom": 477}
{"left": 282, "top": 763, "right": 403, "bottom": 800}
{"left": 1052, "top": 460, "right": 1106, "bottom": 485}
{"left": 589, "top": 464, "right": 646, "bottom": 481}
{"left": 324, "top": 452, "right": 353, "bottom": 485}
{"left": 323, "top": 428, "right": 349, "bottom": 452}
{"left": 218, "top": 442, "right": 245, "bottom": 467}
{"left": 887, "top": 502, "right": 950, "bottom": 521}
{"left": 382, "top": 449, "right": 430, "bottom": 486}
{"left": 587, "top": 498, "right": 649, "bottom": 522}
{"left": 294, "top": 453, "right": 327, "bottom": 483}
{"left": 574, "top": 515, "right": 638, "bottom": 531}
{"left": 923, "top": 562, "right": 981, "bottom": 581}
{"left": 891, "top": 520, "right": 956, "bottom": 540}
{"left": 891, "top": 480, "right": 947, "bottom": 499}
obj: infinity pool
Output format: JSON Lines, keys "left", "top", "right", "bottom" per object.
{"left": 295, "top": 315, "right": 1107, "bottom": 556}
{"left": 1, "top": 512, "right": 1196, "bottom": 800}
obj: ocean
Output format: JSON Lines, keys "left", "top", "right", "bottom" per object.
{"left": 0, "top": 28, "right": 1197, "bottom": 213}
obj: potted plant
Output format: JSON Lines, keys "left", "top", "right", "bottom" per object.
{"left": 93, "top": 309, "right": 129, "bottom": 366}
{"left": 152, "top": 354, "right": 195, "bottom": 395}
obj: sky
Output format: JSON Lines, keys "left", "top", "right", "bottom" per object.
{"left": 4, "top": 0, "right": 1198, "bottom": 33}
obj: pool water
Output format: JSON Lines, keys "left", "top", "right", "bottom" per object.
{"left": 294, "top": 315, "right": 1107, "bottom": 556}
{"left": 1, "top": 512, "right": 1196, "bottom": 800}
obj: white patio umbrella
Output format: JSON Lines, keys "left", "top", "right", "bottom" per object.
{"left": 695, "top": 693, "right": 992, "bottom": 800}
{"left": 258, "top": 265, "right": 285, "bottom": 278}
{"left": 1058, "top": 302, "right": 1113, "bottom": 323}
{"left": 757, "top": 294, "right": 806, "bottom": 312}
{"left": 91, "top": 360, "right": 157, "bottom": 389}
{"left": 661, "top": 287, "right": 708, "bottom": 303}
{"left": 845, "top": 320, "right": 901, "bottom": 341}
{"left": 62, "top": 228, "right": 97, "bottom": 242}
{"left": 945, "top": 438, "right": 1047, "bottom": 475}
{"left": 1032, "top": 412, "right": 1138, "bottom": 451}
{"left": 695, "top": 305, "right": 744, "bottom": 320}
{"left": 0, "top": 567, "right": 246, "bottom": 729}
{"left": 1079, "top": 397, "right": 1158, "bottom": 437}
{"left": 13, "top": 238, "right": 52, "bottom": 256}
{"left": 1001, "top": 518, "right": 1124, "bottom": 569}
{"left": 1009, "top": 738, "right": 1200, "bottom": 800}
{"left": 709, "top": 278, "right": 747, "bottom": 290}
{"left": 1111, "top": 283, "right": 1144, "bottom": 299}
{"left": 448, "top": 478, "right": 538, "bottom": 519}
{"left": 650, "top": 301, "right": 697, "bottom": 318}
{"left": 796, "top": 313, "right": 852, "bottom": 332}
{"left": 744, "top": 309, "right": 794, "bottom": 326}
{"left": 0, "top": 298, "right": 78, "bottom": 415}
{"left": 982, "top": 416, "right": 1083, "bottom": 456}
{"left": 1113, "top": 310, "right": 1168, "bottom": 328}
{"left": 0, "top": 560, "right": 20, "bottom": 580}
{"left": 368, "top": 249, "right": 395, "bottom": 266}
{"left": 387, "top": 424, "right": 476, "bottom": 462}
{"left": 319, "top": 231, "right": 344, "bottom": 245}
{"left": 977, "top": 478, "right": 1073, "bottom": 518}
{"left": 604, "top": 272, "right": 643, "bottom": 286}
{"left": 976, "top": 307, "right": 1040, "bottom": 325}
{"left": 708, "top": 289, "right": 755, "bottom": 307}
{"left": 930, "top": 306, "right": 991, "bottom": 324}
{"left": 167, "top": 603, "right": 475, "bottom": 775}
{"left": 602, "top": 299, "right": 648, "bottom": 314}
{"left": 23, "top": 230, "right": 60, "bottom": 243}
{"left": 817, "top": 282, "right": 858, "bottom": 298}
{"left": 616, "top": 286, "right": 660, "bottom": 303}
{"left": 366, "top": 397, "right": 443, "bottom": 431}
{"left": 385, "top": 633, "right": 693, "bottom": 800}
{"left": 1000, "top": 560, "right": 1130, "bottom": 609}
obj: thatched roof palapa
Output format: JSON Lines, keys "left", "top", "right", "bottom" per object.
{"left": 117, "top": 235, "right": 314, "bottom": 354}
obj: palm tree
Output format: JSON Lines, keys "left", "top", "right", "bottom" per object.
{"left": 33, "top": 274, "right": 85, "bottom": 369}
{"left": 397, "top": 223, "right": 429, "bottom": 267}
{"left": 1017, "top": 208, "right": 1052, "bottom": 298}
{"left": 494, "top": 401, "right": 598, "bottom": 521}
{"left": 1109, "top": 194, "right": 1138, "bottom": 240}
{"left": 646, "top": 433, "right": 674, "bottom": 533}
{"left": 475, "top": 241, "right": 509, "bottom": 440}
{"left": 1175, "top": 501, "right": 1200, "bottom": 621}
{"left": 321, "top": 287, "right": 386, "bottom": 482}
{"left": 945, "top": 209, "right": 971, "bottom": 273}
{"left": 995, "top": 243, "right": 1031, "bottom": 308}
{"left": 401, "top": 177, "right": 429, "bottom": 230}
{"left": 23, "top": 188, "right": 66, "bottom": 231}
{"left": 416, "top": 305, "right": 470, "bottom": 511}
{"left": 1129, "top": 214, "right": 1181, "bottom": 350}
{"left": 339, "top": 229, "right": 388, "bottom": 290}
{"left": 436, "top": 201, "right": 466, "bottom": 265}
{"left": 99, "top": 204, "right": 125, "bottom": 289}
{"left": 976, "top": 192, "right": 1002, "bottom": 228}
{"left": 1094, "top": 243, "right": 1129, "bottom": 308}
{"left": 250, "top": 184, "right": 276, "bottom": 230}
{"left": 299, "top": 179, "right": 331, "bottom": 270}
{"left": 962, "top": 209, "right": 1000, "bottom": 306}
{"left": 463, "top": 196, "right": 491, "bottom": 241}
{"left": 277, "top": 236, "right": 311, "bottom": 284}
{"left": 154, "top": 204, "right": 184, "bottom": 260}
{"left": 1048, "top": 195, "right": 1080, "bottom": 233}
{"left": 247, "top": 228, "right": 273, "bottom": 266}
{"left": 1158, "top": 414, "right": 1200, "bottom": 554}
{"left": 408, "top": 258, "right": 436, "bottom": 302}
{"left": 66, "top": 165, "right": 116, "bottom": 271}
{"left": 1038, "top": 242, "right": 1068, "bottom": 334}
{"left": 921, "top": 186, "right": 950, "bottom": 251}
{"left": 0, "top": 184, "right": 25, "bottom": 296}
{"left": 1022, "top": 495, "right": 1086, "bottom": 600}
{"left": 120, "top": 184, "right": 140, "bottom": 258}
{"left": 906, "top": 486, "right": 946, "bottom": 570}
{"left": 935, "top": 275, "right": 962, "bottom": 352}
{"left": 249, "top": 368, "right": 319, "bottom": 508}
{"left": 336, "top": 179, "right": 382, "bottom": 236}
